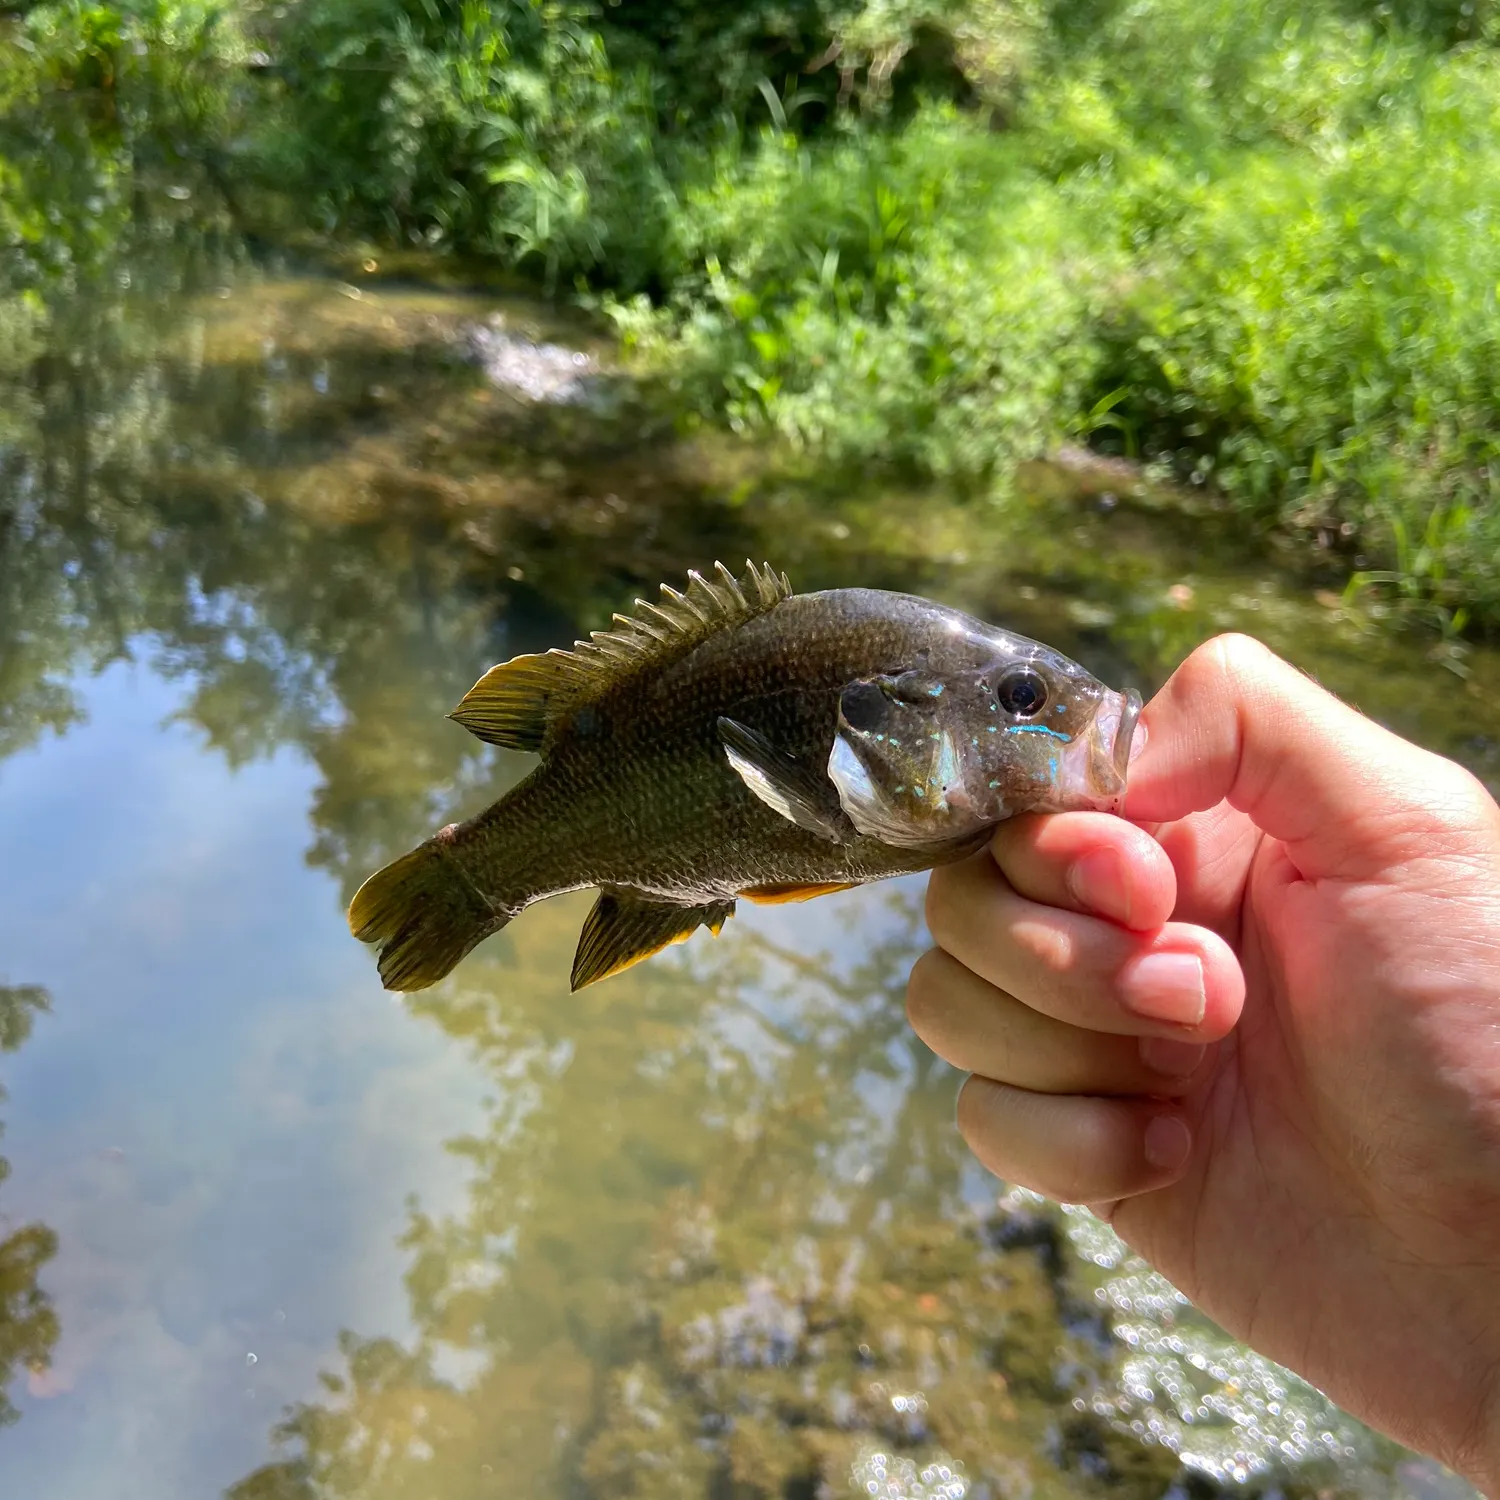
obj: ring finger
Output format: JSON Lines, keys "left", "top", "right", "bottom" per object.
{"left": 907, "top": 947, "right": 1207, "bottom": 1096}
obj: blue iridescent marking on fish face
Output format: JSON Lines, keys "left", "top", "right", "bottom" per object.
{"left": 928, "top": 683, "right": 944, "bottom": 696}
{"left": 1006, "top": 724, "right": 1073, "bottom": 742}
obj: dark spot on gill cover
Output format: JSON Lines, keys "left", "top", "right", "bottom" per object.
{"left": 840, "top": 681, "right": 890, "bottom": 733}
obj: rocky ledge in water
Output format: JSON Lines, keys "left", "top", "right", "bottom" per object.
{"left": 464, "top": 316, "right": 606, "bottom": 406}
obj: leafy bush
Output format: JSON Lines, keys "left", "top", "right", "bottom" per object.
{"left": 258, "top": 0, "right": 674, "bottom": 285}
{"left": 608, "top": 111, "right": 1113, "bottom": 480}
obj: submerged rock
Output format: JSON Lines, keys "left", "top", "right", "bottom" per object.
{"left": 465, "top": 318, "right": 605, "bottom": 406}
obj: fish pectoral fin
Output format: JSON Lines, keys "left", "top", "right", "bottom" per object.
{"left": 571, "top": 891, "right": 737, "bottom": 991}
{"left": 717, "top": 717, "right": 850, "bottom": 844}
{"left": 741, "top": 881, "right": 859, "bottom": 905}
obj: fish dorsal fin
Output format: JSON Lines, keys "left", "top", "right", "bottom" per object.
{"left": 450, "top": 560, "right": 792, "bottom": 752}
{"left": 571, "top": 891, "right": 736, "bottom": 990}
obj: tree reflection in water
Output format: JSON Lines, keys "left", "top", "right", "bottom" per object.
{"left": 225, "top": 893, "right": 1185, "bottom": 1500}
{"left": 0, "top": 984, "right": 59, "bottom": 1430}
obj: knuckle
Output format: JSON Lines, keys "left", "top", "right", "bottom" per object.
{"left": 954, "top": 1075, "right": 990, "bottom": 1141}
{"left": 1004, "top": 1149, "right": 1111, "bottom": 1207}
{"left": 904, "top": 949, "right": 948, "bottom": 1036}
{"left": 956, "top": 1083, "right": 1137, "bottom": 1206}
{"left": 1420, "top": 761, "right": 1500, "bottom": 856}
{"left": 1180, "top": 632, "right": 1276, "bottom": 704}
{"left": 1434, "top": 762, "right": 1499, "bottom": 827}
{"left": 923, "top": 865, "right": 959, "bottom": 948}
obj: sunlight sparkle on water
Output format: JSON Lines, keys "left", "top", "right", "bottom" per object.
{"left": 850, "top": 1446, "right": 967, "bottom": 1500}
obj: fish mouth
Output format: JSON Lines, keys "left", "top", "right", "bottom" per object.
{"left": 1056, "top": 687, "right": 1144, "bottom": 813}
{"left": 1112, "top": 688, "right": 1144, "bottom": 789}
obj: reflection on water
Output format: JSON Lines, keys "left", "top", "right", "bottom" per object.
{"left": 0, "top": 983, "right": 58, "bottom": 1428}
{"left": 0, "top": 226, "right": 1493, "bottom": 1498}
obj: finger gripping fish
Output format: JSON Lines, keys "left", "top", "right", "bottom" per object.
{"left": 348, "top": 562, "right": 1142, "bottom": 992}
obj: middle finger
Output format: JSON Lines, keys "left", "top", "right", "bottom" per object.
{"left": 925, "top": 850, "right": 1244, "bottom": 1041}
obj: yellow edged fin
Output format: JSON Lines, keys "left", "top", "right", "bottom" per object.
{"left": 349, "top": 832, "right": 512, "bottom": 992}
{"left": 450, "top": 561, "right": 793, "bottom": 753}
{"left": 740, "top": 881, "right": 859, "bottom": 905}
{"left": 570, "top": 891, "right": 737, "bottom": 990}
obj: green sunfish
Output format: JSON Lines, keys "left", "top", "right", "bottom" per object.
{"left": 349, "top": 562, "right": 1142, "bottom": 992}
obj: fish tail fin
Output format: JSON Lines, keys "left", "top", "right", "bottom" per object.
{"left": 348, "top": 834, "right": 513, "bottom": 992}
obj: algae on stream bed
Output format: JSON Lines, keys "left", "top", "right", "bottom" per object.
{"left": 0, "top": 259, "right": 1487, "bottom": 1500}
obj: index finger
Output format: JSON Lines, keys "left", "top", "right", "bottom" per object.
{"left": 987, "top": 812, "right": 1177, "bottom": 932}
{"left": 1124, "top": 633, "right": 1490, "bottom": 880}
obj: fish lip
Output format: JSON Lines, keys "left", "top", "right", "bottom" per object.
{"left": 1088, "top": 687, "right": 1143, "bottom": 812}
{"left": 1112, "top": 688, "right": 1143, "bottom": 792}
{"left": 1056, "top": 686, "right": 1142, "bottom": 813}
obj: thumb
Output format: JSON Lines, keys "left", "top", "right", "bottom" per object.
{"left": 1123, "top": 634, "right": 1480, "bottom": 882}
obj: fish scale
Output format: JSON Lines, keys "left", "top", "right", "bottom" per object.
{"left": 348, "top": 563, "right": 1140, "bottom": 992}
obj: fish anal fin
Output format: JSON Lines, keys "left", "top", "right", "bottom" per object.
{"left": 718, "top": 717, "right": 849, "bottom": 844}
{"left": 571, "top": 891, "right": 737, "bottom": 990}
{"left": 741, "top": 881, "right": 858, "bottom": 905}
{"left": 450, "top": 562, "right": 794, "bottom": 753}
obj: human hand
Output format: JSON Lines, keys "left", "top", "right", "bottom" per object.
{"left": 911, "top": 634, "right": 1500, "bottom": 1490}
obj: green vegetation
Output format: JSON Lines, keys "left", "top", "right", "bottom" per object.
{"left": 6, "top": 0, "right": 1500, "bottom": 630}
{"left": 0, "top": 983, "right": 58, "bottom": 1428}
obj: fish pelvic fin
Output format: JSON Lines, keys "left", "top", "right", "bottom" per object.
{"left": 718, "top": 717, "right": 851, "bottom": 843}
{"left": 450, "top": 561, "right": 793, "bottom": 753}
{"left": 348, "top": 832, "right": 513, "bottom": 992}
{"left": 570, "top": 891, "right": 736, "bottom": 991}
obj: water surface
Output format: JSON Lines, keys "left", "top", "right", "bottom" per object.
{"left": 0, "top": 243, "right": 1493, "bottom": 1499}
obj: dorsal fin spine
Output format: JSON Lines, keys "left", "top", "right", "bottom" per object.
{"left": 449, "top": 560, "right": 792, "bottom": 753}
{"left": 714, "top": 561, "right": 747, "bottom": 608}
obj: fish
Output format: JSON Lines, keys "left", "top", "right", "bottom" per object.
{"left": 348, "top": 562, "right": 1142, "bottom": 993}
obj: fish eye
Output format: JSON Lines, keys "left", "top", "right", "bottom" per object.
{"left": 839, "top": 681, "right": 891, "bottom": 733}
{"left": 996, "top": 668, "right": 1048, "bottom": 719}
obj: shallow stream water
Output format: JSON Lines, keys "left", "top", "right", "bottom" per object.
{"left": 0, "top": 236, "right": 1494, "bottom": 1499}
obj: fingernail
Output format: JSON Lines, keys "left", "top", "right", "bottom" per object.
{"left": 1121, "top": 952, "right": 1205, "bottom": 1026}
{"left": 1068, "top": 847, "right": 1131, "bottom": 925}
{"left": 1144, "top": 1114, "right": 1192, "bottom": 1171}
{"left": 1139, "top": 1037, "right": 1206, "bottom": 1078}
